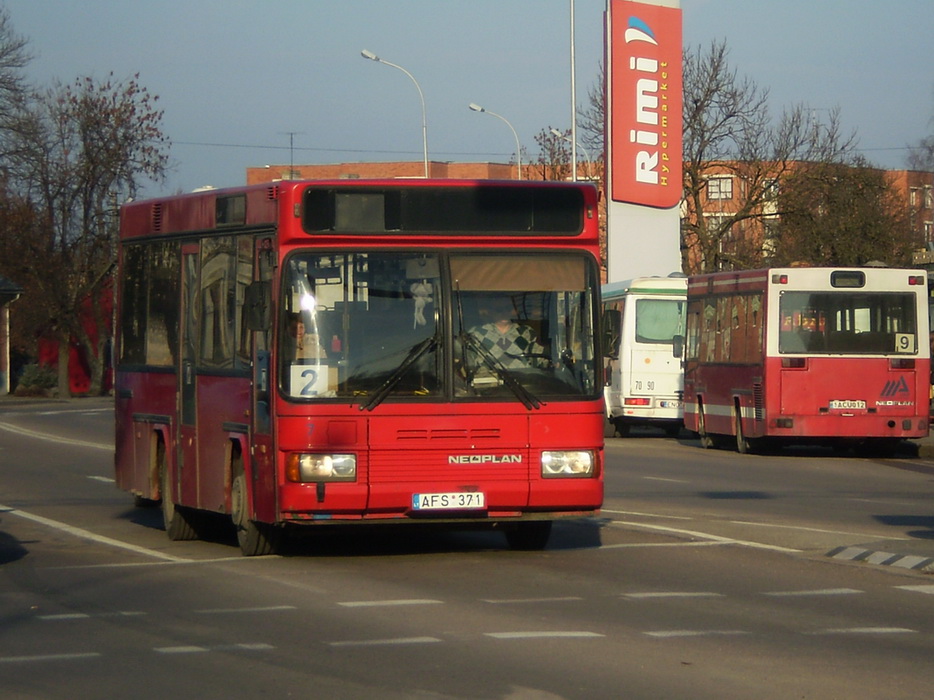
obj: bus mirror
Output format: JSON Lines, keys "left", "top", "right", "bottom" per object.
{"left": 672, "top": 334, "right": 684, "bottom": 359}
{"left": 602, "top": 310, "right": 621, "bottom": 359}
{"left": 244, "top": 281, "right": 271, "bottom": 331}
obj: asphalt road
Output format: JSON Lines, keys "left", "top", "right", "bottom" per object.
{"left": 2, "top": 398, "right": 934, "bottom": 699}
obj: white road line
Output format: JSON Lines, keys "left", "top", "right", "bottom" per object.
{"left": 600, "top": 541, "right": 726, "bottom": 550}
{"left": 644, "top": 630, "right": 749, "bottom": 639}
{"left": 623, "top": 592, "right": 723, "bottom": 600}
{"left": 482, "top": 596, "right": 583, "bottom": 604}
{"left": 86, "top": 475, "right": 115, "bottom": 484}
{"left": 337, "top": 599, "right": 442, "bottom": 608}
{"left": 609, "top": 519, "right": 802, "bottom": 553}
{"left": 0, "top": 503, "right": 190, "bottom": 563}
{"left": 807, "top": 627, "right": 917, "bottom": 635}
{"left": 642, "top": 476, "right": 691, "bottom": 484}
{"left": 895, "top": 584, "right": 934, "bottom": 594}
{"left": 328, "top": 637, "right": 442, "bottom": 647}
{"left": 154, "top": 643, "right": 274, "bottom": 654}
{"left": 485, "top": 631, "right": 604, "bottom": 639}
{"left": 764, "top": 588, "right": 862, "bottom": 597}
{"left": 731, "top": 519, "right": 910, "bottom": 540}
{"left": 195, "top": 605, "right": 297, "bottom": 615}
{"left": 0, "top": 421, "right": 112, "bottom": 451}
{"left": 39, "top": 611, "right": 146, "bottom": 621}
{"left": 602, "top": 508, "right": 693, "bottom": 521}
{"left": 0, "top": 652, "right": 102, "bottom": 664}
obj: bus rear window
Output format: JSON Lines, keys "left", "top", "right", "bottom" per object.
{"left": 778, "top": 291, "right": 917, "bottom": 354}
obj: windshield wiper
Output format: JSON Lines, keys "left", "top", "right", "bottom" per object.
{"left": 459, "top": 331, "right": 542, "bottom": 410}
{"left": 359, "top": 334, "right": 438, "bottom": 411}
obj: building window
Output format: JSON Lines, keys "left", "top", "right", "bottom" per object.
{"left": 707, "top": 177, "right": 733, "bottom": 200}
{"left": 924, "top": 186, "right": 933, "bottom": 210}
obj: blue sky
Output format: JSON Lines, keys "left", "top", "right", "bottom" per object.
{"left": 4, "top": 0, "right": 932, "bottom": 195}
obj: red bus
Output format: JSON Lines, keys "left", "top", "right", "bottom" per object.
{"left": 115, "top": 180, "right": 604, "bottom": 555}
{"left": 683, "top": 266, "right": 930, "bottom": 454}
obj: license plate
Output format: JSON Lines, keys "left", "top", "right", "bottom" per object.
{"left": 829, "top": 400, "right": 866, "bottom": 410}
{"left": 412, "top": 492, "right": 486, "bottom": 510}
{"left": 659, "top": 400, "right": 683, "bottom": 409}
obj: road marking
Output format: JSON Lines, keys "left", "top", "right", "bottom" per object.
{"left": 195, "top": 605, "right": 297, "bottom": 615}
{"left": 807, "top": 627, "right": 917, "bottom": 635}
{"left": 609, "top": 520, "right": 802, "bottom": 553}
{"left": 642, "top": 476, "right": 690, "bottom": 484}
{"left": 482, "top": 596, "right": 583, "bottom": 604}
{"left": 0, "top": 503, "right": 190, "bottom": 563}
{"left": 600, "top": 541, "right": 725, "bottom": 550}
{"left": 645, "top": 630, "right": 749, "bottom": 639}
{"left": 485, "top": 631, "right": 604, "bottom": 639}
{"left": 154, "top": 643, "right": 275, "bottom": 654}
{"left": 39, "top": 611, "right": 146, "bottom": 621}
{"left": 0, "top": 652, "right": 102, "bottom": 664}
{"left": 87, "top": 475, "right": 115, "bottom": 484}
{"left": 328, "top": 637, "right": 441, "bottom": 647}
{"left": 731, "top": 519, "right": 910, "bottom": 540}
{"left": 895, "top": 584, "right": 934, "bottom": 594}
{"left": 764, "top": 588, "right": 862, "bottom": 597}
{"left": 0, "top": 421, "right": 112, "bottom": 451}
{"left": 337, "top": 599, "right": 443, "bottom": 608}
{"left": 602, "top": 508, "right": 693, "bottom": 521}
{"left": 623, "top": 592, "right": 723, "bottom": 600}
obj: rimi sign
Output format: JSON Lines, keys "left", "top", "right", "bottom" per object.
{"left": 609, "top": 0, "right": 682, "bottom": 209}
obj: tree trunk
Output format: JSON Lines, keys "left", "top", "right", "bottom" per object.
{"left": 57, "top": 334, "right": 71, "bottom": 398}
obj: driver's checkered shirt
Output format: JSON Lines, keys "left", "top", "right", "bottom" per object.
{"left": 469, "top": 323, "right": 544, "bottom": 369}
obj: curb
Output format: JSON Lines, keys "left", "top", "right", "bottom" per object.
{"left": 826, "top": 545, "right": 934, "bottom": 572}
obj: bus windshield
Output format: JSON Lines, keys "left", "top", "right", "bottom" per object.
{"left": 778, "top": 290, "right": 919, "bottom": 355}
{"left": 634, "top": 298, "right": 686, "bottom": 344}
{"left": 279, "top": 251, "right": 598, "bottom": 404}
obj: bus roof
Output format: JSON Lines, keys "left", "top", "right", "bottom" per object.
{"left": 602, "top": 274, "right": 687, "bottom": 300}
{"left": 120, "top": 178, "right": 599, "bottom": 240}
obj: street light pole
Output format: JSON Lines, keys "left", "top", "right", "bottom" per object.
{"left": 551, "top": 128, "right": 593, "bottom": 181}
{"left": 569, "top": 0, "right": 578, "bottom": 182}
{"left": 469, "top": 103, "right": 522, "bottom": 180}
{"left": 361, "top": 49, "right": 429, "bottom": 178}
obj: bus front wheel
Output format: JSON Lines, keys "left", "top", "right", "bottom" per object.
{"left": 231, "top": 464, "right": 281, "bottom": 556}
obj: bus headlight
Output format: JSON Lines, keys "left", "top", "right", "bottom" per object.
{"left": 286, "top": 453, "right": 356, "bottom": 482}
{"left": 541, "top": 451, "right": 594, "bottom": 478}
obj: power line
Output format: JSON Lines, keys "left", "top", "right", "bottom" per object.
{"left": 171, "top": 140, "right": 526, "bottom": 160}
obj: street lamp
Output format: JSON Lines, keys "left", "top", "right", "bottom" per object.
{"left": 469, "top": 103, "right": 522, "bottom": 180}
{"left": 361, "top": 49, "right": 429, "bottom": 178}
{"left": 550, "top": 128, "right": 593, "bottom": 182}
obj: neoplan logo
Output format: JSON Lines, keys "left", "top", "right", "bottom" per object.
{"left": 880, "top": 377, "right": 910, "bottom": 397}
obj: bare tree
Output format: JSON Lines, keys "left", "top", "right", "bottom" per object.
{"left": 1, "top": 73, "right": 169, "bottom": 395}
{"left": 681, "top": 40, "right": 856, "bottom": 273}
{"left": 531, "top": 127, "right": 572, "bottom": 181}
{"left": 0, "top": 6, "right": 30, "bottom": 130}
{"left": 907, "top": 86, "right": 934, "bottom": 171}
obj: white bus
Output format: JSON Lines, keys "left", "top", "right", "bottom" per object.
{"left": 602, "top": 274, "right": 687, "bottom": 436}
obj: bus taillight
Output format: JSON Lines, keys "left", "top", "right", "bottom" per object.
{"left": 890, "top": 358, "right": 915, "bottom": 369}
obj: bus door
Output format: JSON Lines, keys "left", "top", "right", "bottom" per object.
{"left": 177, "top": 243, "right": 200, "bottom": 506}
{"left": 248, "top": 236, "right": 277, "bottom": 523}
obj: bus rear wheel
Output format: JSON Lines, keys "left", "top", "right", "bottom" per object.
{"left": 231, "top": 465, "right": 281, "bottom": 556}
{"left": 504, "top": 521, "right": 552, "bottom": 551}
{"left": 159, "top": 447, "right": 198, "bottom": 541}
